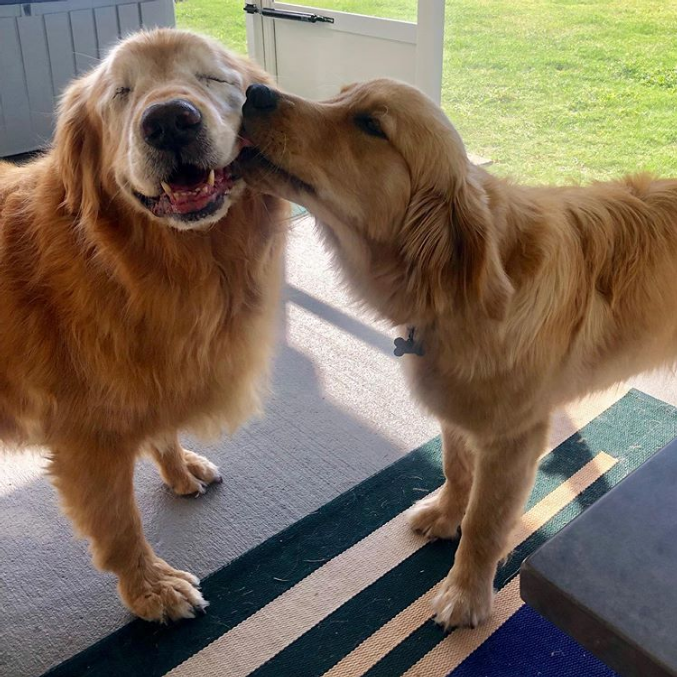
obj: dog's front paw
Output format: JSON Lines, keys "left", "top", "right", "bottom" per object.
{"left": 432, "top": 573, "right": 494, "bottom": 630}
{"left": 166, "top": 448, "right": 222, "bottom": 497}
{"left": 119, "top": 558, "right": 208, "bottom": 622}
{"left": 182, "top": 448, "right": 222, "bottom": 487}
{"left": 407, "top": 492, "right": 463, "bottom": 540}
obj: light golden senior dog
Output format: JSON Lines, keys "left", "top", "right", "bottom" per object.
{"left": 0, "top": 30, "right": 286, "bottom": 621}
{"left": 238, "top": 79, "right": 677, "bottom": 629}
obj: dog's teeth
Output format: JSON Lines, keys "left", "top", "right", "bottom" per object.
{"left": 161, "top": 181, "right": 173, "bottom": 198}
{"left": 208, "top": 169, "right": 215, "bottom": 187}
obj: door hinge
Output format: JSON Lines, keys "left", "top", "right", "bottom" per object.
{"left": 244, "top": 3, "right": 334, "bottom": 24}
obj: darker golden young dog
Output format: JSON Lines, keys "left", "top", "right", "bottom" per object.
{"left": 239, "top": 79, "right": 677, "bottom": 629}
{"left": 0, "top": 30, "right": 286, "bottom": 621}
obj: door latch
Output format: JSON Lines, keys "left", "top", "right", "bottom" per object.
{"left": 244, "top": 3, "right": 335, "bottom": 24}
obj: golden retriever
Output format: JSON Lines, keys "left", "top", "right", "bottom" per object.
{"left": 238, "top": 80, "right": 677, "bottom": 629}
{"left": 0, "top": 30, "right": 286, "bottom": 621}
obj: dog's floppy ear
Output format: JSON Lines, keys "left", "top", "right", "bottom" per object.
{"left": 402, "top": 172, "right": 513, "bottom": 320}
{"left": 53, "top": 75, "right": 103, "bottom": 221}
{"left": 451, "top": 173, "right": 514, "bottom": 321}
{"left": 400, "top": 190, "right": 456, "bottom": 312}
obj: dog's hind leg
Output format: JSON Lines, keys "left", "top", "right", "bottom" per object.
{"left": 431, "top": 419, "right": 549, "bottom": 629}
{"left": 407, "top": 422, "right": 474, "bottom": 540}
{"left": 50, "top": 438, "right": 207, "bottom": 622}
{"left": 150, "top": 434, "right": 222, "bottom": 497}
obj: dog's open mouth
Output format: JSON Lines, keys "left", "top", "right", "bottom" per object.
{"left": 135, "top": 163, "right": 237, "bottom": 222}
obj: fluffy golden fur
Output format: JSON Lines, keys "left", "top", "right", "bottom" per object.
{"left": 239, "top": 79, "right": 677, "bottom": 628}
{"left": 0, "top": 30, "right": 286, "bottom": 621}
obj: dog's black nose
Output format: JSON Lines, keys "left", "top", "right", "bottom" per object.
{"left": 244, "top": 84, "right": 279, "bottom": 113}
{"left": 141, "top": 99, "right": 203, "bottom": 151}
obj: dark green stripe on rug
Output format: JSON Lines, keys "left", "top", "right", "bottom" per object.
{"left": 43, "top": 389, "right": 677, "bottom": 677}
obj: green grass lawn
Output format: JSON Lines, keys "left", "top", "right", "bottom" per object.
{"left": 175, "top": 0, "right": 248, "bottom": 54}
{"left": 176, "top": 0, "right": 677, "bottom": 184}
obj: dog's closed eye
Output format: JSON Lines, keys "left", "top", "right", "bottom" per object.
{"left": 354, "top": 114, "right": 387, "bottom": 140}
{"left": 199, "top": 74, "right": 236, "bottom": 86}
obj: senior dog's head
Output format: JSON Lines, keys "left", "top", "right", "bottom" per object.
{"left": 238, "top": 79, "right": 513, "bottom": 321}
{"left": 55, "top": 29, "right": 267, "bottom": 229}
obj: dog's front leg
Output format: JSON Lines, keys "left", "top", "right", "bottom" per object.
{"left": 432, "top": 420, "right": 548, "bottom": 629}
{"left": 407, "top": 422, "right": 474, "bottom": 540}
{"left": 49, "top": 438, "right": 207, "bottom": 622}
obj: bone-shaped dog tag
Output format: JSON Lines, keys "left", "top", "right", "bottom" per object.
{"left": 393, "top": 328, "right": 424, "bottom": 357}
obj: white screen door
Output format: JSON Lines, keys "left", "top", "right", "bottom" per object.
{"left": 244, "top": 1, "right": 445, "bottom": 104}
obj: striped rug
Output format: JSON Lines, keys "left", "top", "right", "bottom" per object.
{"left": 43, "top": 389, "right": 677, "bottom": 677}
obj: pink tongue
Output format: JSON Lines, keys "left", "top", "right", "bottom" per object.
{"left": 157, "top": 168, "right": 231, "bottom": 215}
{"left": 172, "top": 191, "right": 213, "bottom": 214}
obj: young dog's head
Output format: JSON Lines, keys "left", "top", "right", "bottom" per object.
{"left": 239, "top": 79, "right": 513, "bottom": 321}
{"left": 54, "top": 29, "right": 268, "bottom": 229}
